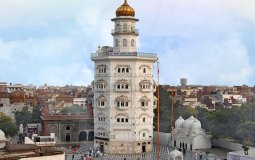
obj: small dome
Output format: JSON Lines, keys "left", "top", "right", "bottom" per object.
{"left": 183, "top": 116, "right": 196, "bottom": 130}
{"left": 191, "top": 119, "right": 201, "bottom": 130}
{"left": 0, "top": 129, "right": 6, "bottom": 141}
{"left": 116, "top": 0, "right": 135, "bottom": 17}
{"left": 170, "top": 149, "right": 183, "bottom": 158}
{"left": 175, "top": 116, "right": 184, "bottom": 128}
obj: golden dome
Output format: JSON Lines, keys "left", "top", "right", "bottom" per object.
{"left": 116, "top": 0, "right": 135, "bottom": 17}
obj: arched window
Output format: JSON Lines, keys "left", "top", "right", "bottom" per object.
{"left": 123, "top": 23, "right": 128, "bottom": 32}
{"left": 96, "top": 128, "right": 106, "bottom": 137}
{"left": 95, "top": 79, "right": 106, "bottom": 91}
{"left": 139, "top": 80, "right": 152, "bottom": 92}
{"left": 97, "top": 95, "right": 106, "bottom": 108}
{"left": 115, "top": 79, "right": 130, "bottom": 92}
{"left": 66, "top": 126, "right": 70, "bottom": 131}
{"left": 97, "top": 65, "right": 107, "bottom": 74}
{"left": 131, "top": 24, "right": 135, "bottom": 31}
{"left": 141, "top": 101, "right": 148, "bottom": 107}
{"left": 98, "top": 101, "right": 105, "bottom": 106}
{"left": 115, "top": 39, "right": 118, "bottom": 47}
{"left": 131, "top": 39, "right": 135, "bottom": 47}
{"left": 116, "top": 114, "right": 129, "bottom": 123}
{"left": 115, "top": 95, "right": 130, "bottom": 109}
{"left": 143, "top": 68, "right": 146, "bottom": 73}
{"left": 123, "top": 39, "right": 127, "bottom": 47}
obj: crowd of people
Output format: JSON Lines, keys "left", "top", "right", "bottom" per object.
{"left": 66, "top": 144, "right": 103, "bottom": 160}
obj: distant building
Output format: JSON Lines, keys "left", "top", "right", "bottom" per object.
{"left": 73, "top": 97, "right": 87, "bottom": 107}
{"left": 6, "top": 83, "right": 23, "bottom": 93}
{"left": 41, "top": 108, "right": 94, "bottom": 143}
{"left": 0, "top": 82, "right": 7, "bottom": 92}
{"left": 0, "top": 92, "right": 14, "bottom": 119}
{"left": 234, "top": 85, "right": 252, "bottom": 95}
{"left": 180, "top": 78, "right": 187, "bottom": 88}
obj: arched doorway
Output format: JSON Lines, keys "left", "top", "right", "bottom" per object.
{"left": 64, "top": 125, "right": 72, "bottom": 142}
{"left": 48, "top": 125, "right": 57, "bottom": 137}
{"left": 79, "top": 131, "right": 87, "bottom": 141}
{"left": 88, "top": 131, "right": 94, "bottom": 141}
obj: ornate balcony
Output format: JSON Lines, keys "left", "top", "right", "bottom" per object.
{"left": 91, "top": 52, "right": 157, "bottom": 59}
{"left": 111, "top": 29, "right": 139, "bottom": 35}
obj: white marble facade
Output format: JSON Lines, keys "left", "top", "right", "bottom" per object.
{"left": 172, "top": 116, "right": 211, "bottom": 151}
{"left": 91, "top": 0, "right": 157, "bottom": 154}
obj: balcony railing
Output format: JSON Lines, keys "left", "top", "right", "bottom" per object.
{"left": 116, "top": 106, "right": 129, "bottom": 110}
{"left": 91, "top": 52, "right": 157, "bottom": 59}
{"left": 140, "top": 106, "right": 149, "bottom": 111}
{"left": 111, "top": 29, "right": 139, "bottom": 35}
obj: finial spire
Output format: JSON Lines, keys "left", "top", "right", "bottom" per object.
{"left": 124, "top": 0, "right": 128, "bottom": 5}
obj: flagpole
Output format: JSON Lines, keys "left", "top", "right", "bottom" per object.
{"left": 171, "top": 85, "right": 174, "bottom": 130}
{"left": 157, "top": 60, "right": 160, "bottom": 160}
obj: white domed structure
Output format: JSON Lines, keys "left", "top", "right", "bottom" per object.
{"left": 191, "top": 119, "right": 201, "bottom": 130}
{"left": 175, "top": 116, "right": 184, "bottom": 128}
{"left": 171, "top": 115, "right": 211, "bottom": 151}
{"left": 183, "top": 116, "right": 196, "bottom": 130}
{"left": 0, "top": 129, "right": 6, "bottom": 149}
{"left": 170, "top": 149, "right": 183, "bottom": 160}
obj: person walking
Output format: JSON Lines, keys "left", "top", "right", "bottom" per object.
{"left": 195, "top": 152, "right": 198, "bottom": 159}
{"left": 199, "top": 152, "right": 202, "bottom": 159}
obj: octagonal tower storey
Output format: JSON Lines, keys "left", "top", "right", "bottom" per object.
{"left": 91, "top": 0, "right": 157, "bottom": 155}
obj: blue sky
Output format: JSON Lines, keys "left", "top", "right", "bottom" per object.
{"left": 0, "top": 0, "right": 254, "bottom": 86}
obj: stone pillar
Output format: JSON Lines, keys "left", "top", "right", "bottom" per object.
{"left": 42, "top": 121, "right": 48, "bottom": 136}
{"left": 58, "top": 123, "right": 61, "bottom": 142}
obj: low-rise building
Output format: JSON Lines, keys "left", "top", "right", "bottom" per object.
{"left": 41, "top": 108, "right": 94, "bottom": 143}
{"left": 0, "top": 92, "right": 14, "bottom": 119}
{"left": 7, "top": 83, "right": 23, "bottom": 93}
{"left": 73, "top": 97, "right": 87, "bottom": 107}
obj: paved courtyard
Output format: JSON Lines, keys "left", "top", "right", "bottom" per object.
{"left": 64, "top": 143, "right": 229, "bottom": 160}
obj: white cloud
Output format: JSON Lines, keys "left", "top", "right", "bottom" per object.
{"left": 159, "top": 33, "right": 253, "bottom": 85}
{"left": 33, "top": 64, "right": 93, "bottom": 86}
{"left": 0, "top": 36, "right": 94, "bottom": 86}
{"left": 0, "top": 0, "right": 254, "bottom": 86}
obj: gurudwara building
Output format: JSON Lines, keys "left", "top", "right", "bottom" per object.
{"left": 91, "top": 0, "right": 158, "bottom": 154}
{"left": 171, "top": 116, "right": 211, "bottom": 151}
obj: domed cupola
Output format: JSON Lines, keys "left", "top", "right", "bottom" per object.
{"left": 0, "top": 129, "right": 5, "bottom": 141}
{"left": 175, "top": 116, "right": 184, "bottom": 128}
{"left": 191, "top": 119, "right": 201, "bottom": 130}
{"left": 116, "top": 0, "right": 135, "bottom": 17}
{"left": 0, "top": 129, "right": 6, "bottom": 149}
{"left": 183, "top": 116, "right": 196, "bottom": 130}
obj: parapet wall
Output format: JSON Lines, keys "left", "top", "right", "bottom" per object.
{"left": 212, "top": 139, "right": 254, "bottom": 151}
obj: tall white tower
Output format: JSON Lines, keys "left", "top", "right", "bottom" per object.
{"left": 91, "top": 0, "right": 158, "bottom": 154}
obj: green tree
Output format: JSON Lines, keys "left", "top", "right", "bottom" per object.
{"left": 14, "top": 106, "right": 41, "bottom": 126}
{"left": 154, "top": 86, "right": 198, "bottom": 133}
{"left": 14, "top": 106, "right": 33, "bottom": 126}
{"left": 0, "top": 112, "right": 17, "bottom": 137}
{"left": 236, "top": 121, "right": 255, "bottom": 145}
